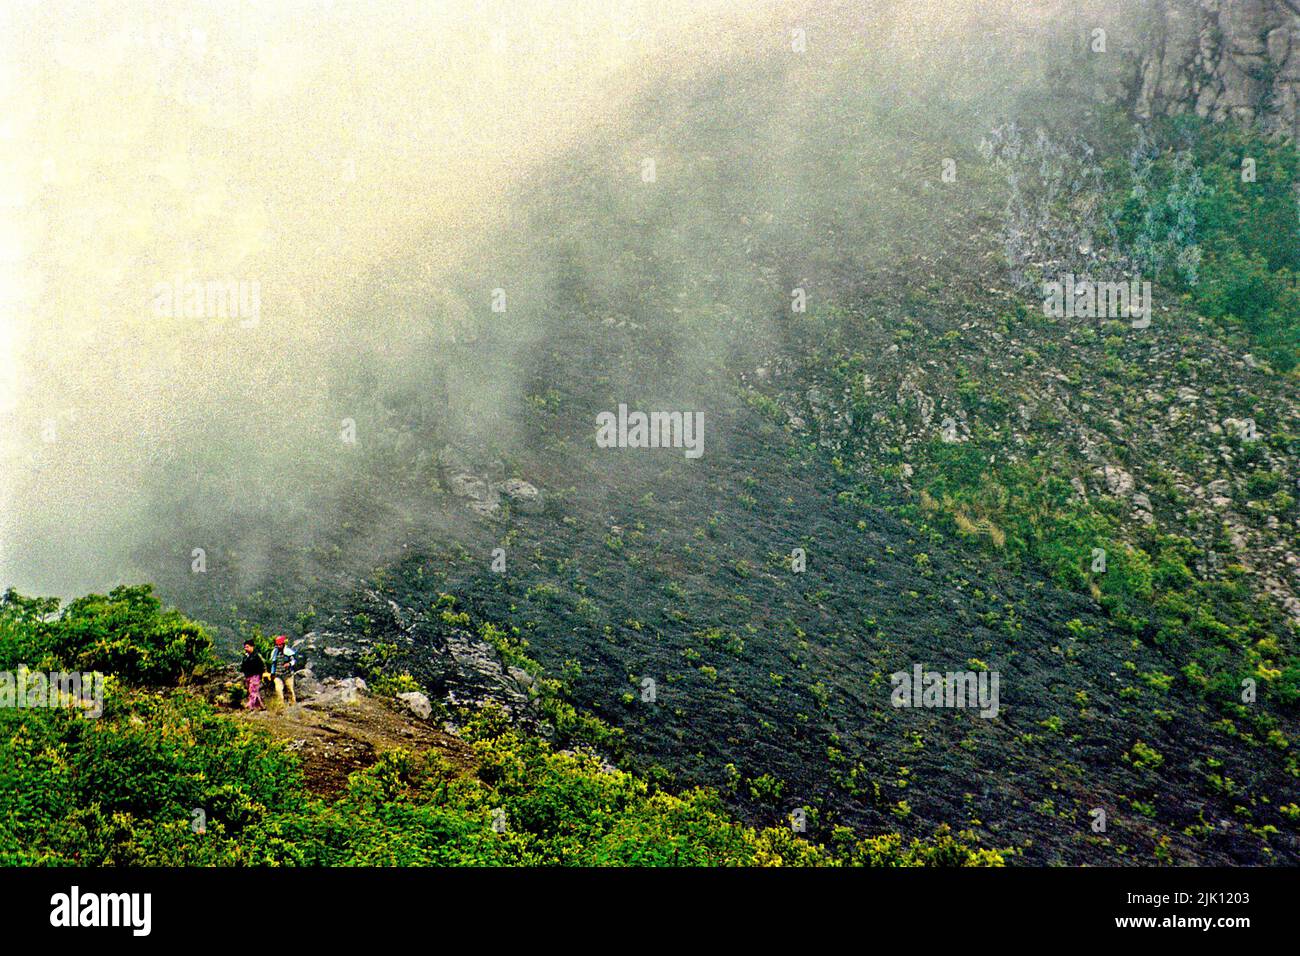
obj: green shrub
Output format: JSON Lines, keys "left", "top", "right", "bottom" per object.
{"left": 0, "top": 588, "right": 1007, "bottom": 867}
{"left": 2, "top": 585, "right": 212, "bottom": 686}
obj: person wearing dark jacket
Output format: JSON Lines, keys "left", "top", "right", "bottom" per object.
{"left": 241, "top": 642, "right": 266, "bottom": 710}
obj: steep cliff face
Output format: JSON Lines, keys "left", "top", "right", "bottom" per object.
{"left": 1136, "top": 0, "right": 1300, "bottom": 134}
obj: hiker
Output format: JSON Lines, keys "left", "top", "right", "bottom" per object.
{"left": 269, "top": 634, "right": 297, "bottom": 706}
{"left": 241, "top": 641, "right": 265, "bottom": 710}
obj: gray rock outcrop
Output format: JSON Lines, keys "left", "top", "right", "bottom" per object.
{"left": 1136, "top": 0, "right": 1300, "bottom": 135}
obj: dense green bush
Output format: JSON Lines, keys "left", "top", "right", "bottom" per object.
{"left": 1107, "top": 118, "right": 1300, "bottom": 372}
{"left": 0, "top": 587, "right": 1003, "bottom": 867}
{"left": 1, "top": 585, "right": 213, "bottom": 686}
{"left": 0, "top": 690, "right": 1003, "bottom": 867}
{"left": 0, "top": 686, "right": 306, "bottom": 865}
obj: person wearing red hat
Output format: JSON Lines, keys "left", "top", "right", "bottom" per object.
{"left": 269, "top": 634, "right": 298, "bottom": 706}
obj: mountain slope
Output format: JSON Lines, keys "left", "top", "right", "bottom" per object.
{"left": 134, "top": 3, "right": 1300, "bottom": 865}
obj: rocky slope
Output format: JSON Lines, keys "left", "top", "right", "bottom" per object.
{"left": 217, "top": 669, "right": 477, "bottom": 798}
{"left": 1136, "top": 0, "right": 1300, "bottom": 135}
{"left": 146, "top": 1, "right": 1299, "bottom": 865}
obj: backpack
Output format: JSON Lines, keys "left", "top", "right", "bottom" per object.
{"left": 272, "top": 645, "right": 299, "bottom": 676}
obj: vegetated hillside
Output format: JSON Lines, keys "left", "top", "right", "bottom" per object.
{"left": 136, "top": 15, "right": 1300, "bottom": 865}
{"left": 0, "top": 586, "right": 1004, "bottom": 865}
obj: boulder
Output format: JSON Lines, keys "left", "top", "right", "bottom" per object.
{"left": 294, "top": 667, "right": 321, "bottom": 698}
{"left": 1136, "top": 1, "right": 1300, "bottom": 135}
{"left": 495, "top": 478, "right": 545, "bottom": 515}
{"left": 396, "top": 691, "right": 433, "bottom": 720}
{"left": 315, "top": 676, "right": 367, "bottom": 706}
{"left": 447, "top": 472, "right": 502, "bottom": 516}
{"left": 1102, "top": 464, "right": 1135, "bottom": 496}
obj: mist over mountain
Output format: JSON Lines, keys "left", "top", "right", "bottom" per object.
{"left": 4, "top": 0, "right": 1112, "bottom": 596}
{"left": 3, "top": 0, "right": 1299, "bottom": 868}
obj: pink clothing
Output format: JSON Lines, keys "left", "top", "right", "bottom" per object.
{"left": 246, "top": 674, "right": 264, "bottom": 710}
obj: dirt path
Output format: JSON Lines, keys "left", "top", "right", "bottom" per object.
{"left": 202, "top": 668, "right": 478, "bottom": 798}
